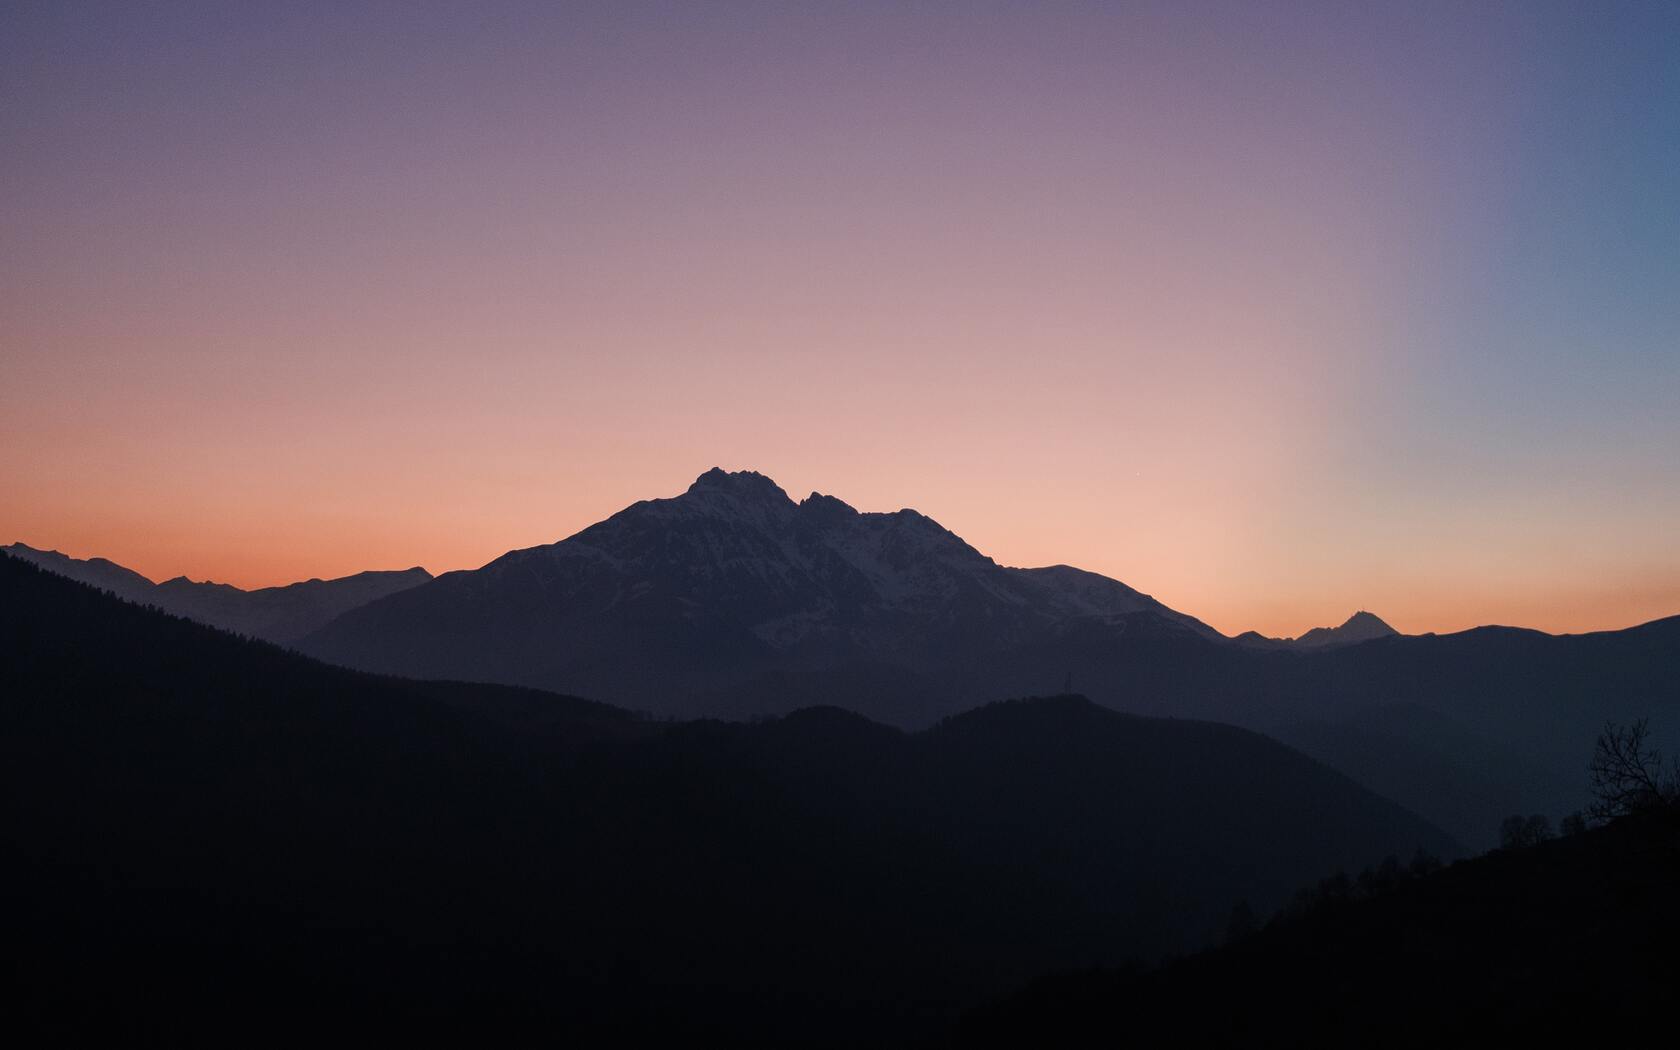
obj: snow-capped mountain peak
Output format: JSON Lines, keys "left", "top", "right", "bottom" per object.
{"left": 300, "top": 469, "right": 1228, "bottom": 714}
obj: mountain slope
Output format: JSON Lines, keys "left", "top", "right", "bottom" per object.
{"left": 1, "top": 542, "right": 159, "bottom": 601}
{"left": 4, "top": 541, "right": 431, "bottom": 643}
{"left": 300, "top": 468, "right": 1222, "bottom": 714}
{"left": 1, "top": 551, "right": 1453, "bottom": 1044}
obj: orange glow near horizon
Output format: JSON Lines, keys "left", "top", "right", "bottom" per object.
{"left": 6, "top": 456, "right": 1678, "bottom": 640}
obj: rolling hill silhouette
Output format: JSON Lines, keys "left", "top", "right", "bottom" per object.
{"left": 1, "top": 550, "right": 1453, "bottom": 1044}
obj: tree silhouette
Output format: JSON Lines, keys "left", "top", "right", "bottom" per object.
{"left": 1588, "top": 719, "right": 1678, "bottom": 823}
{"left": 1499, "top": 814, "right": 1552, "bottom": 849}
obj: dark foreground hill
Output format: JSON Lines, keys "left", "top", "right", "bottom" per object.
{"left": 960, "top": 806, "right": 1680, "bottom": 1041}
{"left": 956, "top": 810, "right": 1680, "bottom": 1048}
{"left": 0, "top": 553, "right": 1451, "bottom": 1045}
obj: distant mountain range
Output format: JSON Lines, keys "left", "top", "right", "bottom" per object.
{"left": 295, "top": 468, "right": 1400, "bottom": 709}
{"left": 288, "top": 470, "right": 1679, "bottom": 846}
{"left": 1, "top": 551, "right": 1453, "bottom": 1043}
{"left": 10, "top": 469, "right": 1680, "bottom": 848}
{"left": 8, "top": 475, "right": 1397, "bottom": 666}
{"left": 2, "top": 542, "right": 431, "bottom": 644}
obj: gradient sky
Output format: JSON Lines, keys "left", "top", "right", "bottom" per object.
{"left": 3, "top": 1, "right": 1677, "bottom": 638}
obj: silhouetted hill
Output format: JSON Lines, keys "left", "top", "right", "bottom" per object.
{"left": 949, "top": 613, "right": 1680, "bottom": 848}
{"left": 957, "top": 810, "right": 1680, "bottom": 1047}
{"left": 3, "top": 541, "right": 431, "bottom": 643}
{"left": 718, "top": 615, "right": 1680, "bottom": 851}
{"left": 1, "top": 552, "right": 1452, "bottom": 1045}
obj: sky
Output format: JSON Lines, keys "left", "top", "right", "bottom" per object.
{"left": 3, "top": 1, "right": 1677, "bottom": 638}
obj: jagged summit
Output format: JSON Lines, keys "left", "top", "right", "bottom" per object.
{"left": 623, "top": 467, "right": 799, "bottom": 530}
{"left": 686, "top": 467, "right": 793, "bottom": 503}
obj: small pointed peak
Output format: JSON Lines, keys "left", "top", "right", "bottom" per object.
{"left": 1340, "top": 610, "right": 1396, "bottom": 633}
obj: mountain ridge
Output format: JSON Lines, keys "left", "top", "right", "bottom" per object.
{"left": 3, "top": 541, "right": 432, "bottom": 645}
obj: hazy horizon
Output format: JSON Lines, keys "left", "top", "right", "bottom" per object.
{"left": 5, "top": 2, "right": 1677, "bottom": 638}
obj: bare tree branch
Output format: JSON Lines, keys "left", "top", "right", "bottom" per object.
{"left": 1588, "top": 719, "right": 1674, "bottom": 823}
